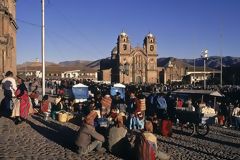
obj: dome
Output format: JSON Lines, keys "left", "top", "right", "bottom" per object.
{"left": 147, "top": 32, "right": 154, "bottom": 38}
{"left": 120, "top": 31, "right": 128, "bottom": 37}
{"left": 111, "top": 46, "right": 117, "bottom": 54}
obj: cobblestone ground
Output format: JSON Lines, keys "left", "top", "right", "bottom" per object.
{"left": 0, "top": 114, "right": 240, "bottom": 160}
{"left": 0, "top": 115, "right": 121, "bottom": 160}
{"left": 158, "top": 126, "right": 240, "bottom": 160}
{"left": 1, "top": 89, "right": 240, "bottom": 160}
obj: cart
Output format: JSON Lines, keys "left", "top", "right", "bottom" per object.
{"left": 175, "top": 109, "right": 210, "bottom": 136}
{"left": 172, "top": 89, "right": 223, "bottom": 136}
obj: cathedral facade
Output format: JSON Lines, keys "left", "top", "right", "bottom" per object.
{"left": 100, "top": 32, "right": 158, "bottom": 84}
{"left": 0, "top": 0, "right": 17, "bottom": 78}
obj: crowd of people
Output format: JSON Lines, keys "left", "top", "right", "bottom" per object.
{"left": 1, "top": 70, "right": 240, "bottom": 160}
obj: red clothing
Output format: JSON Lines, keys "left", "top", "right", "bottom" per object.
{"left": 15, "top": 88, "right": 30, "bottom": 119}
{"left": 41, "top": 100, "right": 50, "bottom": 113}
{"left": 177, "top": 99, "right": 183, "bottom": 108}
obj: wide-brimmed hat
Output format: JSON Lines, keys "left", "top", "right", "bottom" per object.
{"left": 55, "top": 97, "right": 62, "bottom": 105}
{"left": 17, "top": 74, "right": 26, "bottom": 81}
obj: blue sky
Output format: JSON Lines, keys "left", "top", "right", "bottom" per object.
{"left": 16, "top": 0, "right": 240, "bottom": 64}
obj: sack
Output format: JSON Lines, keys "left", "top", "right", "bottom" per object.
{"left": 101, "top": 97, "right": 112, "bottom": 108}
{"left": 137, "top": 98, "right": 146, "bottom": 111}
{"left": 137, "top": 133, "right": 156, "bottom": 160}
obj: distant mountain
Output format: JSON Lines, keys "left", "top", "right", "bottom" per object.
{"left": 17, "top": 61, "right": 57, "bottom": 68}
{"left": 18, "top": 56, "right": 240, "bottom": 72}
{"left": 180, "top": 56, "right": 240, "bottom": 69}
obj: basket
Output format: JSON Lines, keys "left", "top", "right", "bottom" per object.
{"left": 58, "top": 112, "right": 68, "bottom": 123}
{"left": 67, "top": 113, "right": 74, "bottom": 121}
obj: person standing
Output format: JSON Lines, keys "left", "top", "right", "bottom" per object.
{"left": 232, "top": 104, "right": 240, "bottom": 130}
{"left": 14, "top": 75, "right": 30, "bottom": 124}
{"left": 1, "top": 71, "right": 17, "bottom": 117}
{"left": 154, "top": 92, "right": 168, "bottom": 119}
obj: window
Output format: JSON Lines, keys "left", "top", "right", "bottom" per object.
{"left": 150, "top": 45, "right": 154, "bottom": 51}
{"left": 123, "top": 44, "right": 127, "bottom": 50}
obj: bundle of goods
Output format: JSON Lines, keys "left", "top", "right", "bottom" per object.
{"left": 137, "top": 98, "right": 146, "bottom": 111}
{"left": 57, "top": 111, "right": 68, "bottom": 123}
{"left": 201, "top": 107, "right": 216, "bottom": 124}
{"left": 101, "top": 96, "right": 112, "bottom": 108}
{"left": 201, "top": 107, "right": 216, "bottom": 117}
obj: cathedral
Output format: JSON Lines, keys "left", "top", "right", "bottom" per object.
{"left": 0, "top": 0, "right": 17, "bottom": 78}
{"left": 99, "top": 32, "right": 158, "bottom": 84}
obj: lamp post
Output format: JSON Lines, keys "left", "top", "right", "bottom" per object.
{"left": 201, "top": 49, "right": 208, "bottom": 90}
{"left": 168, "top": 60, "right": 173, "bottom": 84}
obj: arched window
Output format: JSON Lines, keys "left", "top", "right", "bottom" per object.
{"left": 123, "top": 44, "right": 127, "bottom": 50}
{"left": 150, "top": 45, "right": 154, "bottom": 51}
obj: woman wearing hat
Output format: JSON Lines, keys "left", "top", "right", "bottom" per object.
{"left": 14, "top": 75, "right": 30, "bottom": 124}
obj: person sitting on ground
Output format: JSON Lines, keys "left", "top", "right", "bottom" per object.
{"left": 108, "top": 113, "right": 130, "bottom": 159}
{"left": 75, "top": 111, "right": 106, "bottom": 156}
{"left": 51, "top": 95, "right": 62, "bottom": 120}
{"left": 143, "top": 121, "right": 170, "bottom": 160}
{"left": 29, "top": 90, "right": 39, "bottom": 108}
{"left": 40, "top": 95, "right": 51, "bottom": 113}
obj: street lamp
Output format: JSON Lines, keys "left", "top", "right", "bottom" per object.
{"left": 168, "top": 60, "right": 173, "bottom": 84}
{"left": 201, "top": 49, "right": 208, "bottom": 90}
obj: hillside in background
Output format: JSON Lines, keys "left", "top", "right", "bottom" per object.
{"left": 18, "top": 56, "right": 240, "bottom": 71}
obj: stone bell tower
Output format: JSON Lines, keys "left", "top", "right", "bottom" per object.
{"left": 143, "top": 33, "right": 158, "bottom": 83}
{"left": 0, "top": 0, "right": 17, "bottom": 78}
{"left": 116, "top": 31, "right": 131, "bottom": 83}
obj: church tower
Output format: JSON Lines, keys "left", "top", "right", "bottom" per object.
{"left": 143, "top": 33, "right": 158, "bottom": 83}
{"left": 0, "top": 0, "right": 17, "bottom": 78}
{"left": 111, "top": 31, "right": 131, "bottom": 83}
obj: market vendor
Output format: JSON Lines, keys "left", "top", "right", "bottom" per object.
{"left": 75, "top": 111, "right": 106, "bottom": 155}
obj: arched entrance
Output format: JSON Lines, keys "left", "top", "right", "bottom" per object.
{"left": 136, "top": 76, "right": 142, "bottom": 84}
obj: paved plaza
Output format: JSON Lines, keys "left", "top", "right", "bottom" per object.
{"left": 0, "top": 113, "right": 240, "bottom": 160}
{"left": 0, "top": 89, "right": 240, "bottom": 160}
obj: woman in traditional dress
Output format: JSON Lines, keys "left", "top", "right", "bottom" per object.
{"left": 15, "top": 75, "right": 30, "bottom": 124}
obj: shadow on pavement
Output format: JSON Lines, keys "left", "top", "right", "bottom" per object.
{"left": 158, "top": 137, "right": 230, "bottom": 159}
{"left": 173, "top": 127, "right": 240, "bottom": 148}
{"left": 27, "top": 115, "right": 78, "bottom": 153}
